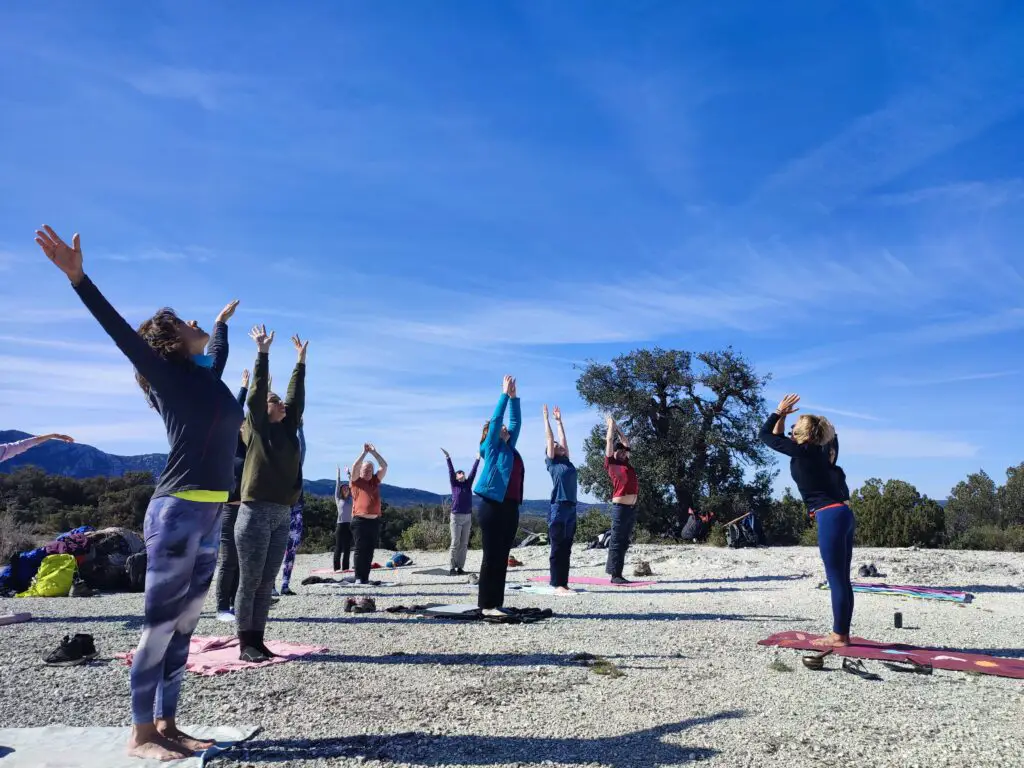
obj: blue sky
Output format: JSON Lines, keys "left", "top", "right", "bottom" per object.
{"left": 1, "top": 1, "right": 1022, "bottom": 502}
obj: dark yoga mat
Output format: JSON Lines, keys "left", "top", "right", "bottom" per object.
{"left": 414, "top": 568, "right": 475, "bottom": 577}
{"left": 760, "top": 631, "right": 1024, "bottom": 679}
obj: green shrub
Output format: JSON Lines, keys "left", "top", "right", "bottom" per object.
{"left": 952, "top": 524, "right": 1024, "bottom": 552}
{"left": 397, "top": 520, "right": 450, "bottom": 552}
{"left": 706, "top": 524, "right": 726, "bottom": 547}
{"left": 576, "top": 509, "right": 612, "bottom": 545}
{"left": 799, "top": 526, "right": 818, "bottom": 547}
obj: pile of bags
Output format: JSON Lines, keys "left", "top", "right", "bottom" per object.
{"left": 1, "top": 525, "right": 146, "bottom": 597}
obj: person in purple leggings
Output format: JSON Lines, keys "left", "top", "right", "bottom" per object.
{"left": 37, "top": 225, "right": 243, "bottom": 762}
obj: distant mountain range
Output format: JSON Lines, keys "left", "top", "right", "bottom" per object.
{"left": 1, "top": 430, "right": 599, "bottom": 515}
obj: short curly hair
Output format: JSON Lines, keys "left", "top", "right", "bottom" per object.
{"left": 135, "top": 308, "right": 192, "bottom": 405}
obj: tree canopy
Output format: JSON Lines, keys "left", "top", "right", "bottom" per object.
{"left": 575, "top": 347, "right": 775, "bottom": 534}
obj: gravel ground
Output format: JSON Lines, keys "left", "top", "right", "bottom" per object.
{"left": 2, "top": 544, "right": 1023, "bottom": 767}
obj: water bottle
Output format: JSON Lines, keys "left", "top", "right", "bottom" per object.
{"left": 894, "top": 611, "right": 903, "bottom": 629}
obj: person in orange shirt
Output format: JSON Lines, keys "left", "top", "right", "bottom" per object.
{"left": 349, "top": 443, "right": 388, "bottom": 584}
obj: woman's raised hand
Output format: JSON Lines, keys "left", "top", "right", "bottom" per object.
{"left": 440, "top": 447, "right": 450, "bottom": 458}
{"left": 241, "top": 369, "right": 250, "bottom": 388}
{"left": 508, "top": 377, "right": 517, "bottom": 398}
{"left": 216, "top": 300, "right": 240, "bottom": 324}
{"left": 553, "top": 406, "right": 562, "bottom": 422}
{"left": 502, "top": 375, "right": 513, "bottom": 394}
{"left": 776, "top": 393, "right": 801, "bottom": 416}
{"left": 43, "top": 434, "right": 75, "bottom": 443}
{"left": 291, "top": 334, "right": 309, "bottom": 362}
{"left": 542, "top": 404, "right": 549, "bottom": 419}
{"left": 35, "top": 225, "right": 85, "bottom": 286}
{"left": 249, "top": 324, "right": 275, "bottom": 353}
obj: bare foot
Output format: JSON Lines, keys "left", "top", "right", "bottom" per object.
{"left": 126, "top": 733, "right": 192, "bottom": 762}
{"left": 554, "top": 587, "right": 576, "bottom": 595}
{"left": 157, "top": 725, "right": 215, "bottom": 752}
{"left": 811, "top": 632, "right": 850, "bottom": 648}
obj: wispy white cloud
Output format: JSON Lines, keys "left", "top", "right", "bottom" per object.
{"left": 869, "top": 179, "right": 1024, "bottom": 209}
{"left": 122, "top": 67, "right": 247, "bottom": 111}
{"left": 881, "top": 370, "right": 1019, "bottom": 387}
{"left": 839, "top": 428, "right": 979, "bottom": 460}
{"left": 99, "top": 246, "right": 212, "bottom": 264}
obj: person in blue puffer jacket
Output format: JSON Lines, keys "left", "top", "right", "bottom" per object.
{"left": 473, "top": 375, "right": 524, "bottom": 615}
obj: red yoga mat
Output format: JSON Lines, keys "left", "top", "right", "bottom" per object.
{"left": 759, "top": 630, "right": 1024, "bottom": 679}
{"left": 528, "top": 575, "right": 656, "bottom": 588}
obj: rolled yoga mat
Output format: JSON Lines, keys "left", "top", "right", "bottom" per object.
{"left": 759, "top": 631, "right": 1024, "bottom": 679}
{"left": 818, "top": 581, "right": 973, "bottom": 603}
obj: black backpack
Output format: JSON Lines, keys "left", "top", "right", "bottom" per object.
{"left": 125, "top": 552, "right": 147, "bottom": 592}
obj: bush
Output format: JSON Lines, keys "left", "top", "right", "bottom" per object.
{"left": 397, "top": 520, "right": 450, "bottom": 552}
{"left": 706, "top": 523, "right": 726, "bottom": 547}
{"left": 761, "top": 489, "right": 809, "bottom": 545}
{"left": 799, "top": 526, "right": 818, "bottom": 547}
{"left": 576, "top": 509, "right": 612, "bottom": 545}
{"left": 0, "top": 511, "right": 38, "bottom": 563}
{"left": 951, "top": 524, "right": 1024, "bottom": 552}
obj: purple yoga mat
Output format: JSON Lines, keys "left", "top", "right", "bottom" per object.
{"left": 528, "top": 576, "right": 656, "bottom": 588}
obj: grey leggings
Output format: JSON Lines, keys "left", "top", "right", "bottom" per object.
{"left": 234, "top": 501, "right": 291, "bottom": 633}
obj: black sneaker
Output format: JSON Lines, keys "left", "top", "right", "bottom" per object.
{"left": 610, "top": 575, "right": 631, "bottom": 585}
{"left": 281, "top": 587, "right": 297, "bottom": 596}
{"left": 70, "top": 578, "right": 96, "bottom": 598}
{"left": 239, "top": 645, "right": 270, "bottom": 663}
{"left": 456, "top": 568, "right": 466, "bottom": 576}
{"left": 449, "top": 569, "right": 458, "bottom": 576}
{"left": 43, "top": 633, "right": 97, "bottom": 666}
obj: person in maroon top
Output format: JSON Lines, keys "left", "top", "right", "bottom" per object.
{"left": 604, "top": 416, "right": 638, "bottom": 583}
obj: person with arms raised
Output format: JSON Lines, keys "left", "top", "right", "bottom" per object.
{"left": 36, "top": 225, "right": 243, "bottom": 762}
{"left": 604, "top": 417, "right": 638, "bottom": 584}
{"left": 473, "top": 375, "right": 524, "bottom": 616}
{"left": 333, "top": 466, "right": 353, "bottom": 572}
{"left": 760, "top": 393, "right": 853, "bottom": 648}
{"left": 234, "top": 327, "right": 307, "bottom": 662}
{"left": 544, "top": 405, "right": 578, "bottom": 594}
{"left": 442, "top": 447, "right": 479, "bottom": 576}
{"left": 350, "top": 444, "right": 388, "bottom": 584}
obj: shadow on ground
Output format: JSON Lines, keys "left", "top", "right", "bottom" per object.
{"left": 302, "top": 650, "right": 680, "bottom": 668}
{"left": 233, "top": 710, "right": 744, "bottom": 765}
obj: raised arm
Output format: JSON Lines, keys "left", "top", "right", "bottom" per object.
{"left": 352, "top": 445, "right": 370, "bottom": 477}
{"left": 507, "top": 379, "right": 522, "bottom": 448}
{"left": 543, "top": 404, "right": 555, "bottom": 459}
{"left": 0, "top": 434, "right": 74, "bottom": 465}
{"left": 246, "top": 325, "right": 274, "bottom": 431}
{"left": 467, "top": 457, "right": 480, "bottom": 484}
{"left": 236, "top": 369, "right": 250, "bottom": 408}
{"left": 442, "top": 448, "right": 456, "bottom": 485}
{"left": 605, "top": 416, "right": 617, "bottom": 458}
{"left": 36, "top": 227, "right": 172, "bottom": 391}
{"left": 554, "top": 406, "right": 569, "bottom": 458}
{"left": 208, "top": 300, "right": 239, "bottom": 379}
{"left": 368, "top": 443, "right": 388, "bottom": 481}
{"left": 759, "top": 395, "right": 803, "bottom": 457}
{"left": 483, "top": 377, "right": 514, "bottom": 452}
{"left": 286, "top": 335, "right": 308, "bottom": 425}
{"left": 336, "top": 466, "right": 343, "bottom": 500}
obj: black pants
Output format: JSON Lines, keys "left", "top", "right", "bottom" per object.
{"left": 333, "top": 522, "right": 353, "bottom": 572}
{"left": 351, "top": 516, "right": 381, "bottom": 582}
{"left": 214, "top": 503, "right": 239, "bottom": 612}
{"left": 477, "top": 497, "right": 520, "bottom": 609}
{"left": 605, "top": 503, "right": 637, "bottom": 577}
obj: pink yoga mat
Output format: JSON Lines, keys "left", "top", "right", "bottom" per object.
{"left": 528, "top": 576, "right": 656, "bottom": 588}
{"left": 117, "top": 636, "right": 327, "bottom": 676}
{"left": 759, "top": 630, "right": 1024, "bottom": 680}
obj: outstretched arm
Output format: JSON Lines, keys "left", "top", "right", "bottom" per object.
{"left": 368, "top": 444, "right": 388, "bottom": 481}
{"left": 246, "top": 326, "right": 274, "bottom": 431}
{"left": 483, "top": 377, "right": 515, "bottom": 452}
{"left": 236, "top": 369, "right": 250, "bottom": 408}
{"left": 336, "top": 466, "right": 343, "bottom": 501}
{"left": 605, "top": 417, "right": 617, "bottom": 458}
{"left": 286, "top": 335, "right": 308, "bottom": 424}
{"left": 0, "top": 434, "right": 74, "bottom": 465}
{"left": 543, "top": 405, "right": 555, "bottom": 459}
{"left": 554, "top": 406, "right": 569, "bottom": 459}
{"left": 507, "top": 382, "right": 522, "bottom": 448}
{"left": 467, "top": 457, "right": 480, "bottom": 484}
{"left": 36, "top": 227, "right": 172, "bottom": 392}
{"left": 352, "top": 445, "right": 370, "bottom": 478}
{"left": 442, "top": 449, "right": 456, "bottom": 485}
{"left": 208, "top": 300, "right": 238, "bottom": 379}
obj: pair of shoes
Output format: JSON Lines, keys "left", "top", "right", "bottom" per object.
{"left": 215, "top": 610, "right": 235, "bottom": 623}
{"left": 281, "top": 587, "right": 296, "bottom": 596}
{"left": 610, "top": 575, "right": 632, "bottom": 585}
{"left": 43, "top": 634, "right": 98, "bottom": 666}
{"left": 353, "top": 597, "right": 376, "bottom": 614}
{"left": 857, "top": 564, "right": 871, "bottom": 577}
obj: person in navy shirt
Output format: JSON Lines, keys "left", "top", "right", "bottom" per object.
{"left": 544, "top": 404, "right": 578, "bottom": 594}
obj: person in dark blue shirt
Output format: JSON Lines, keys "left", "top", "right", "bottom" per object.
{"left": 760, "top": 393, "right": 854, "bottom": 649}
{"left": 544, "top": 404, "right": 578, "bottom": 594}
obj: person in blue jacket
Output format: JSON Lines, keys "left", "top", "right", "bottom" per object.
{"left": 473, "top": 375, "right": 524, "bottom": 616}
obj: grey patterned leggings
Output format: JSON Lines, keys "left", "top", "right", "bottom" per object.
{"left": 234, "top": 501, "right": 291, "bottom": 633}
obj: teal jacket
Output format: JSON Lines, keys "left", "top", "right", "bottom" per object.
{"left": 473, "top": 394, "right": 522, "bottom": 502}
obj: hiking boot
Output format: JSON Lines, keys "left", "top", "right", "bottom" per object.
{"left": 610, "top": 575, "right": 631, "bottom": 585}
{"left": 343, "top": 597, "right": 358, "bottom": 613}
{"left": 43, "top": 633, "right": 97, "bottom": 666}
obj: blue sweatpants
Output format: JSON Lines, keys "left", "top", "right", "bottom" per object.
{"left": 131, "top": 496, "right": 222, "bottom": 725}
{"left": 816, "top": 504, "right": 856, "bottom": 634}
{"left": 548, "top": 502, "right": 578, "bottom": 587}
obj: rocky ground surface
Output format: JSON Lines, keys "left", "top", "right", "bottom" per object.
{"left": 2, "top": 544, "right": 1022, "bottom": 767}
